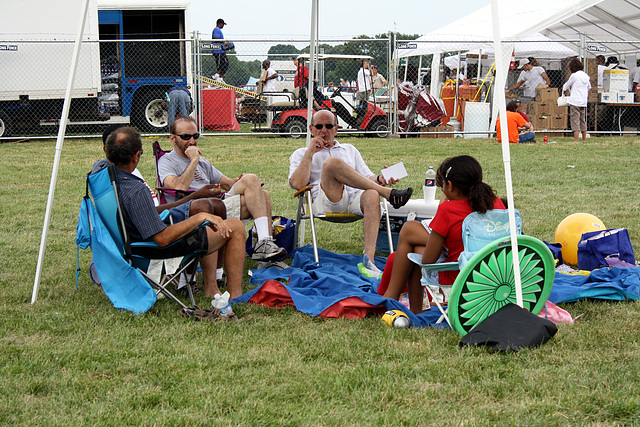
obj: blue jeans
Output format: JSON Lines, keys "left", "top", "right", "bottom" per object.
{"left": 519, "top": 132, "right": 535, "bottom": 143}
{"left": 167, "top": 90, "right": 192, "bottom": 127}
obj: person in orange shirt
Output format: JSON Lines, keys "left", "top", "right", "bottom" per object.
{"left": 496, "top": 101, "right": 535, "bottom": 143}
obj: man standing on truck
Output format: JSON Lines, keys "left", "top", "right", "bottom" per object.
{"left": 212, "top": 18, "right": 229, "bottom": 83}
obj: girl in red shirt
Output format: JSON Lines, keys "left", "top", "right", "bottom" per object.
{"left": 379, "top": 155, "right": 504, "bottom": 314}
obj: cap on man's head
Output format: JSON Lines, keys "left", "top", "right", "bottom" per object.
{"left": 520, "top": 58, "right": 530, "bottom": 68}
{"left": 217, "top": 18, "right": 226, "bottom": 25}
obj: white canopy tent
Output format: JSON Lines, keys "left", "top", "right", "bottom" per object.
{"left": 400, "top": 0, "right": 640, "bottom": 59}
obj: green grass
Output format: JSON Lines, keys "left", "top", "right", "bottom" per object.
{"left": 2, "top": 134, "right": 640, "bottom": 425}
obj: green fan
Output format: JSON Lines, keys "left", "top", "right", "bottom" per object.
{"left": 447, "top": 235, "right": 555, "bottom": 336}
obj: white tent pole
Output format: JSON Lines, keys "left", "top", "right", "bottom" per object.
{"left": 418, "top": 56, "right": 423, "bottom": 83}
{"left": 491, "top": 0, "right": 523, "bottom": 307}
{"left": 477, "top": 49, "right": 483, "bottom": 82}
{"left": 305, "top": 0, "right": 319, "bottom": 148}
{"left": 32, "top": 0, "right": 91, "bottom": 304}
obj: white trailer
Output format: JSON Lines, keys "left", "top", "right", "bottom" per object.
{"left": 0, "top": 0, "right": 192, "bottom": 137}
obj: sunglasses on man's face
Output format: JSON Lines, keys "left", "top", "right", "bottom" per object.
{"left": 313, "top": 123, "right": 335, "bottom": 130}
{"left": 174, "top": 133, "right": 200, "bottom": 141}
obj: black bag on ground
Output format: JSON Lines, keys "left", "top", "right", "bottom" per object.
{"left": 459, "top": 303, "right": 557, "bottom": 352}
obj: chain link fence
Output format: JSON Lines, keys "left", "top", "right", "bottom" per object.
{"left": 395, "top": 38, "right": 640, "bottom": 139}
{"left": 2, "top": 35, "right": 640, "bottom": 140}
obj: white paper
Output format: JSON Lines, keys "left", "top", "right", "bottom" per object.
{"left": 381, "top": 162, "right": 408, "bottom": 181}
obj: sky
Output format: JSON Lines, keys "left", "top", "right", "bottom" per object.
{"left": 189, "top": 0, "right": 491, "bottom": 40}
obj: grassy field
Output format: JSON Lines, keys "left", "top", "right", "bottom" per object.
{"left": 2, "top": 133, "right": 640, "bottom": 425}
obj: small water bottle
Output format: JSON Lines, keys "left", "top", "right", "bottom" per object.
{"left": 423, "top": 166, "right": 436, "bottom": 201}
{"left": 212, "top": 291, "right": 234, "bottom": 317}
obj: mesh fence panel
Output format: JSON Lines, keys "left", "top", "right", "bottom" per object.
{"left": 3, "top": 36, "right": 640, "bottom": 140}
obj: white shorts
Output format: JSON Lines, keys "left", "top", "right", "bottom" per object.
{"left": 222, "top": 186, "right": 241, "bottom": 220}
{"left": 312, "top": 186, "right": 363, "bottom": 216}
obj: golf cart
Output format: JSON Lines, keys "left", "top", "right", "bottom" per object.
{"left": 251, "top": 54, "right": 389, "bottom": 138}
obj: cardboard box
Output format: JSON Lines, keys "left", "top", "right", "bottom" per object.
{"left": 599, "top": 92, "right": 617, "bottom": 103}
{"left": 617, "top": 92, "right": 635, "bottom": 103}
{"left": 420, "top": 125, "right": 454, "bottom": 138}
{"left": 536, "top": 87, "right": 558, "bottom": 102}
{"left": 536, "top": 116, "right": 553, "bottom": 130}
{"left": 552, "top": 115, "right": 567, "bottom": 130}
{"left": 537, "top": 103, "right": 552, "bottom": 116}
{"left": 603, "top": 69, "right": 629, "bottom": 93}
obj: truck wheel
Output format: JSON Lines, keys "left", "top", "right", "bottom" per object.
{"left": 0, "top": 111, "right": 11, "bottom": 138}
{"left": 133, "top": 89, "right": 169, "bottom": 133}
{"left": 367, "top": 117, "right": 389, "bottom": 138}
{"left": 283, "top": 118, "right": 306, "bottom": 139}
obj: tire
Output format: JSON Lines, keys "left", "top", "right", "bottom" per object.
{"left": 283, "top": 118, "right": 306, "bottom": 139}
{"left": 367, "top": 116, "right": 389, "bottom": 138}
{"left": 0, "top": 111, "right": 11, "bottom": 138}
{"left": 132, "top": 89, "right": 169, "bottom": 133}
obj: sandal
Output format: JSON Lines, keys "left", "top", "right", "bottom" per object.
{"left": 180, "top": 307, "right": 222, "bottom": 321}
{"left": 388, "top": 187, "right": 413, "bottom": 209}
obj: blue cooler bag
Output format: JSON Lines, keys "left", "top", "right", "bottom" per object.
{"left": 577, "top": 228, "right": 635, "bottom": 270}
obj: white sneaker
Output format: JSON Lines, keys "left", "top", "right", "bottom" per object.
{"left": 252, "top": 237, "right": 287, "bottom": 261}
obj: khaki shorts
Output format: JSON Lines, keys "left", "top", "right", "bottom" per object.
{"left": 313, "top": 186, "right": 364, "bottom": 216}
{"left": 569, "top": 105, "right": 587, "bottom": 132}
{"left": 222, "top": 186, "right": 241, "bottom": 220}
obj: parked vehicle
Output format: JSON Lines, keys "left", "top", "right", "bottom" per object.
{"left": 251, "top": 54, "right": 389, "bottom": 138}
{"left": 0, "top": 0, "right": 191, "bottom": 137}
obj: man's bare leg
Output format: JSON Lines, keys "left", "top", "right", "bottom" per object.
{"left": 360, "top": 189, "right": 381, "bottom": 261}
{"left": 203, "top": 219, "right": 246, "bottom": 298}
{"left": 320, "top": 157, "right": 391, "bottom": 201}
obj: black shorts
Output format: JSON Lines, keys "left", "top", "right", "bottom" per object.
{"left": 132, "top": 227, "right": 208, "bottom": 259}
{"left": 214, "top": 52, "right": 229, "bottom": 75}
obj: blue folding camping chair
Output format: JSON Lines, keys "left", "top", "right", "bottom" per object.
{"left": 85, "top": 163, "right": 210, "bottom": 312}
{"left": 408, "top": 209, "right": 554, "bottom": 335}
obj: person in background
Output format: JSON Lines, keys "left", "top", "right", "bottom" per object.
{"left": 293, "top": 57, "right": 309, "bottom": 90}
{"left": 163, "top": 86, "right": 192, "bottom": 128}
{"left": 606, "top": 56, "right": 625, "bottom": 70}
{"left": 506, "top": 58, "right": 550, "bottom": 98}
{"left": 596, "top": 55, "right": 606, "bottom": 91}
{"left": 371, "top": 65, "right": 387, "bottom": 90}
{"left": 562, "top": 58, "right": 591, "bottom": 142}
{"left": 496, "top": 101, "right": 535, "bottom": 143}
{"left": 212, "top": 18, "right": 229, "bottom": 82}
{"left": 356, "top": 60, "right": 372, "bottom": 108}
{"left": 258, "top": 60, "right": 278, "bottom": 93}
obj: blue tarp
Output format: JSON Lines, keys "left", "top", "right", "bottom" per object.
{"left": 235, "top": 245, "right": 640, "bottom": 327}
{"left": 550, "top": 267, "right": 640, "bottom": 303}
{"left": 234, "top": 245, "right": 445, "bottom": 327}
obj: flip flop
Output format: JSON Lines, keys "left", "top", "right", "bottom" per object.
{"left": 388, "top": 187, "right": 413, "bottom": 209}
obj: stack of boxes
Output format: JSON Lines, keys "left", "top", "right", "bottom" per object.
{"left": 601, "top": 69, "right": 633, "bottom": 103}
{"left": 523, "top": 87, "right": 568, "bottom": 134}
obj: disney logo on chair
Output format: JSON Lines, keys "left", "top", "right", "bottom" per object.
{"left": 482, "top": 219, "right": 510, "bottom": 234}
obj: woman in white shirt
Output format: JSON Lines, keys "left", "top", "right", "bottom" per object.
{"left": 562, "top": 58, "right": 592, "bottom": 142}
